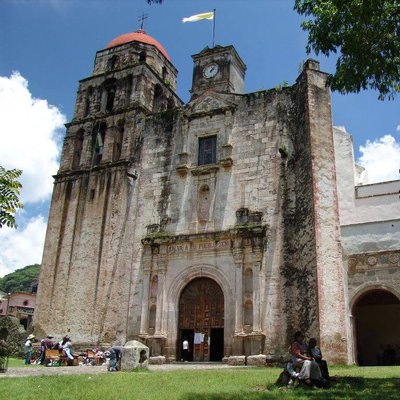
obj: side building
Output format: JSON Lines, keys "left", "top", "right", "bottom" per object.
{"left": 35, "top": 29, "right": 356, "bottom": 363}
{"left": 334, "top": 127, "right": 400, "bottom": 366}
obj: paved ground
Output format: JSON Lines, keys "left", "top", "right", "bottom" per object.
{"left": 0, "top": 362, "right": 239, "bottom": 378}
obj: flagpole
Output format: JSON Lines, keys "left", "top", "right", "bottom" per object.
{"left": 212, "top": 9, "right": 216, "bottom": 47}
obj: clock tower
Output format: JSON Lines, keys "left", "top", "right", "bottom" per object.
{"left": 190, "top": 45, "right": 246, "bottom": 98}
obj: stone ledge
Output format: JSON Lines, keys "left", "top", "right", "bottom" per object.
{"left": 227, "top": 355, "right": 246, "bottom": 366}
{"left": 190, "top": 164, "right": 220, "bottom": 176}
{"left": 246, "top": 354, "right": 267, "bottom": 366}
{"left": 148, "top": 356, "right": 166, "bottom": 365}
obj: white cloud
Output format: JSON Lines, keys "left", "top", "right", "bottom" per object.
{"left": 0, "top": 72, "right": 66, "bottom": 204}
{"left": 0, "top": 216, "right": 47, "bottom": 278}
{"left": 0, "top": 72, "right": 66, "bottom": 276}
{"left": 396, "top": 125, "right": 400, "bottom": 132}
{"left": 357, "top": 135, "right": 400, "bottom": 183}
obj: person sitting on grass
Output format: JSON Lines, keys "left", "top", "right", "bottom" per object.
{"left": 308, "top": 337, "right": 330, "bottom": 382}
{"left": 290, "top": 331, "right": 322, "bottom": 385}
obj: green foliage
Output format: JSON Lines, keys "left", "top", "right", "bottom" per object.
{"left": 0, "top": 264, "right": 40, "bottom": 293}
{"left": 275, "top": 80, "right": 290, "bottom": 91}
{"left": 0, "top": 166, "right": 23, "bottom": 228}
{"left": 295, "top": 0, "right": 400, "bottom": 99}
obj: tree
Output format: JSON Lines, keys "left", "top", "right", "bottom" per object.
{"left": 294, "top": 0, "right": 400, "bottom": 99}
{"left": 0, "top": 166, "right": 23, "bottom": 228}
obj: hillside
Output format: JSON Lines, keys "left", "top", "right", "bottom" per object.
{"left": 0, "top": 264, "right": 40, "bottom": 293}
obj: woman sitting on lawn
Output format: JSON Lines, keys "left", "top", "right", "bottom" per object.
{"left": 290, "top": 331, "right": 322, "bottom": 385}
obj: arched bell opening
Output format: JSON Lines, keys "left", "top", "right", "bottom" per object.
{"left": 177, "top": 277, "right": 224, "bottom": 362}
{"left": 352, "top": 289, "right": 400, "bottom": 366}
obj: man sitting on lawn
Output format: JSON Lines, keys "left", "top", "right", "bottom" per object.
{"left": 308, "top": 337, "right": 330, "bottom": 382}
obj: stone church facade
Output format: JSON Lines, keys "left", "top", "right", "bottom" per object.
{"left": 33, "top": 30, "right": 400, "bottom": 365}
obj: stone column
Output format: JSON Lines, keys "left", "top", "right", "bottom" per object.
{"left": 139, "top": 249, "right": 152, "bottom": 335}
{"left": 155, "top": 259, "right": 167, "bottom": 334}
{"left": 232, "top": 246, "right": 244, "bottom": 333}
{"left": 252, "top": 259, "right": 262, "bottom": 332}
{"left": 300, "top": 60, "right": 349, "bottom": 363}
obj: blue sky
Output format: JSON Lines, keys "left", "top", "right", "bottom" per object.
{"left": 0, "top": 0, "right": 399, "bottom": 276}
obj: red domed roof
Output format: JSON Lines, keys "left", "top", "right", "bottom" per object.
{"left": 105, "top": 29, "right": 170, "bottom": 61}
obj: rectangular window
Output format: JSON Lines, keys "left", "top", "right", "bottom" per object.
{"left": 198, "top": 136, "right": 217, "bottom": 165}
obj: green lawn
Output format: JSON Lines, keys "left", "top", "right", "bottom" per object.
{"left": 1, "top": 361, "right": 400, "bottom": 400}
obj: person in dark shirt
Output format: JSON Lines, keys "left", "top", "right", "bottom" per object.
{"left": 308, "top": 337, "right": 330, "bottom": 383}
{"left": 39, "top": 335, "right": 54, "bottom": 365}
{"left": 109, "top": 346, "right": 123, "bottom": 371}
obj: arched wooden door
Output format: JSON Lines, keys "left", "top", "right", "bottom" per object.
{"left": 178, "top": 278, "right": 224, "bottom": 362}
{"left": 353, "top": 289, "right": 400, "bottom": 365}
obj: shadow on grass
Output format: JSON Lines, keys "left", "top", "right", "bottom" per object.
{"left": 180, "top": 377, "right": 400, "bottom": 400}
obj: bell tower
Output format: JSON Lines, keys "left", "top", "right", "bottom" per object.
{"left": 34, "top": 29, "right": 183, "bottom": 344}
{"left": 190, "top": 45, "right": 246, "bottom": 98}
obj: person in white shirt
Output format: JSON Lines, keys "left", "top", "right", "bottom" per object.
{"left": 24, "top": 334, "right": 35, "bottom": 365}
{"left": 182, "top": 339, "right": 190, "bottom": 362}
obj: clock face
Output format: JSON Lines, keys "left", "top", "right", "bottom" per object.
{"left": 203, "top": 63, "right": 219, "bottom": 78}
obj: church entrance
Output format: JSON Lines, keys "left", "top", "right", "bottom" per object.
{"left": 353, "top": 289, "right": 400, "bottom": 366}
{"left": 178, "top": 277, "right": 224, "bottom": 362}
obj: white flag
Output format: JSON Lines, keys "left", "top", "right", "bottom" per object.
{"left": 182, "top": 11, "right": 214, "bottom": 23}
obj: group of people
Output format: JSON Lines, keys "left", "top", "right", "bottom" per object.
{"left": 286, "top": 331, "right": 330, "bottom": 387}
{"left": 23, "top": 334, "right": 74, "bottom": 365}
{"left": 23, "top": 333, "right": 123, "bottom": 371}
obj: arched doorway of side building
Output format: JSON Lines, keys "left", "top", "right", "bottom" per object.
{"left": 178, "top": 277, "right": 224, "bottom": 362}
{"left": 353, "top": 288, "right": 400, "bottom": 366}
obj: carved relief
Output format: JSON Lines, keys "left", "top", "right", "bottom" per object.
{"left": 348, "top": 250, "right": 400, "bottom": 276}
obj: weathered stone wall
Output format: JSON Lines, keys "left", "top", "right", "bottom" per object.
{"left": 280, "top": 61, "right": 349, "bottom": 363}
{"left": 303, "top": 66, "right": 349, "bottom": 363}
{"left": 280, "top": 70, "right": 320, "bottom": 347}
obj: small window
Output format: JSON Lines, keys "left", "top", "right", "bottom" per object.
{"left": 113, "top": 126, "right": 124, "bottom": 162}
{"left": 162, "top": 66, "right": 168, "bottom": 80}
{"left": 125, "top": 75, "right": 132, "bottom": 106}
{"left": 84, "top": 86, "right": 93, "bottom": 117}
{"left": 93, "top": 123, "right": 106, "bottom": 166}
{"left": 101, "top": 79, "right": 117, "bottom": 113}
{"left": 72, "top": 129, "right": 84, "bottom": 170}
{"left": 107, "top": 55, "right": 118, "bottom": 71}
{"left": 105, "top": 86, "right": 116, "bottom": 112}
{"left": 23, "top": 300, "right": 29, "bottom": 306}
{"left": 198, "top": 136, "right": 217, "bottom": 165}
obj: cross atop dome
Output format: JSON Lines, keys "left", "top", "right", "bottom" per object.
{"left": 138, "top": 13, "right": 148, "bottom": 30}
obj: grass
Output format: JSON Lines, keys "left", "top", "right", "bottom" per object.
{"left": 1, "top": 360, "right": 400, "bottom": 400}
{"left": 7, "top": 357, "right": 42, "bottom": 368}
